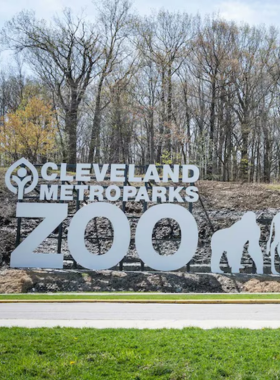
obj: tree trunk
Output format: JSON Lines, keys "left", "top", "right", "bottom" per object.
{"left": 149, "top": 108, "right": 155, "bottom": 163}
{"left": 66, "top": 104, "right": 78, "bottom": 164}
{"left": 183, "top": 86, "right": 191, "bottom": 162}
{"left": 165, "top": 62, "right": 172, "bottom": 154}
{"left": 88, "top": 79, "right": 104, "bottom": 163}
{"left": 263, "top": 133, "right": 271, "bottom": 183}
{"left": 208, "top": 76, "right": 216, "bottom": 178}
{"left": 157, "top": 68, "right": 166, "bottom": 163}
{"left": 240, "top": 118, "right": 249, "bottom": 181}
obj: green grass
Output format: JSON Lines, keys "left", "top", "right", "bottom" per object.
{"left": 1, "top": 327, "right": 280, "bottom": 379}
{"left": 1, "top": 293, "right": 280, "bottom": 301}
{"left": 266, "top": 183, "right": 280, "bottom": 191}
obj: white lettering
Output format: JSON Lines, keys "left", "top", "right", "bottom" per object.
{"left": 162, "top": 165, "right": 179, "bottom": 183}
{"left": 93, "top": 164, "right": 108, "bottom": 181}
{"left": 135, "top": 204, "right": 198, "bottom": 270}
{"left": 75, "top": 185, "right": 89, "bottom": 201}
{"left": 106, "top": 185, "right": 121, "bottom": 201}
{"left": 185, "top": 186, "right": 199, "bottom": 203}
{"left": 143, "top": 164, "right": 160, "bottom": 183}
{"left": 111, "top": 164, "right": 125, "bottom": 182}
{"left": 123, "top": 186, "right": 137, "bottom": 201}
{"left": 76, "top": 164, "right": 91, "bottom": 181}
{"left": 68, "top": 203, "right": 130, "bottom": 270}
{"left": 41, "top": 162, "right": 57, "bottom": 181}
{"left": 169, "top": 187, "right": 183, "bottom": 202}
{"left": 135, "top": 186, "right": 150, "bottom": 202}
{"left": 40, "top": 185, "right": 58, "bottom": 201}
{"left": 10, "top": 203, "right": 67, "bottom": 269}
{"left": 182, "top": 165, "right": 199, "bottom": 183}
{"left": 128, "top": 164, "right": 141, "bottom": 183}
{"left": 60, "top": 163, "right": 73, "bottom": 181}
{"left": 89, "top": 185, "right": 104, "bottom": 201}
{"left": 60, "top": 185, "right": 74, "bottom": 201}
{"left": 152, "top": 186, "right": 167, "bottom": 202}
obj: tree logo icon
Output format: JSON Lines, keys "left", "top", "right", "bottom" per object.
{"left": 5, "top": 158, "right": 39, "bottom": 200}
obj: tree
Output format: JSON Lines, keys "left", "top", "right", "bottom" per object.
{"left": 2, "top": 8, "right": 280, "bottom": 182}
{"left": 0, "top": 96, "right": 56, "bottom": 162}
{"left": 190, "top": 18, "right": 237, "bottom": 177}
{"left": 2, "top": 9, "right": 101, "bottom": 163}
{"left": 137, "top": 11, "right": 193, "bottom": 162}
{"left": 88, "top": 0, "right": 133, "bottom": 163}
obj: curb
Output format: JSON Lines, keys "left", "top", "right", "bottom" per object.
{"left": 1, "top": 299, "right": 280, "bottom": 304}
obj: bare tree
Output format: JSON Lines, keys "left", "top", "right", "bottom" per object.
{"left": 2, "top": 9, "right": 101, "bottom": 163}
{"left": 87, "top": 0, "right": 134, "bottom": 163}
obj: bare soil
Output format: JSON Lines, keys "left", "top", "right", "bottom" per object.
{"left": 197, "top": 180, "right": 280, "bottom": 211}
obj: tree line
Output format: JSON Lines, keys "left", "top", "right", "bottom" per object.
{"left": 0, "top": 0, "right": 280, "bottom": 183}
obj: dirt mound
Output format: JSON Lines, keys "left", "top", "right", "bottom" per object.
{"left": 243, "top": 278, "right": 280, "bottom": 292}
{"left": 0, "top": 269, "right": 33, "bottom": 293}
{"left": 198, "top": 181, "right": 280, "bottom": 211}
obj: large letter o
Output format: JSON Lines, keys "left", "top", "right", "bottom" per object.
{"left": 135, "top": 204, "right": 198, "bottom": 271}
{"left": 68, "top": 203, "right": 130, "bottom": 270}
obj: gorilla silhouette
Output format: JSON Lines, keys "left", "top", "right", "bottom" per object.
{"left": 211, "top": 212, "right": 263, "bottom": 274}
{"left": 267, "top": 213, "right": 280, "bottom": 275}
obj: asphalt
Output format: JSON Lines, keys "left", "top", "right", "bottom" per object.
{"left": 1, "top": 303, "right": 280, "bottom": 329}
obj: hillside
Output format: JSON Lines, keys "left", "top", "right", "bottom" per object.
{"left": 2, "top": 168, "right": 280, "bottom": 293}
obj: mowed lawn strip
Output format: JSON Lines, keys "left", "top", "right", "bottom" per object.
{"left": 0, "top": 327, "right": 280, "bottom": 379}
{"left": 1, "top": 293, "right": 280, "bottom": 301}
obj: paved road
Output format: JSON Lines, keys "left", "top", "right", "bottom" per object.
{"left": 1, "top": 303, "right": 280, "bottom": 329}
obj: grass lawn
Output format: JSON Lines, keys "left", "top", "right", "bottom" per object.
{"left": 0, "top": 327, "right": 280, "bottom": 379}
{"left": 1, "top": 293, "right": 280, "bottom": 301}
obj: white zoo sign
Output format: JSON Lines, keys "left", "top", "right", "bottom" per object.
{"left": 4, "top": 158, "right": 278, "bottom": 274}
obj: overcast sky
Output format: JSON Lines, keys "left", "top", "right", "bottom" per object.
{"left": 0, "top": 0, "right": 279, "bottom": 27}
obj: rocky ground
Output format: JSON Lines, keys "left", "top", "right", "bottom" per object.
{"left": 1, "top": 167, "right": 280, "bottom": 293}
{"left": 2, "top": 268, "right": 280, "bottom": 294}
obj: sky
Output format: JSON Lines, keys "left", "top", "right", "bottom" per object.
{"left": 0, "top": 0, "right": 279, "bottom": 28}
